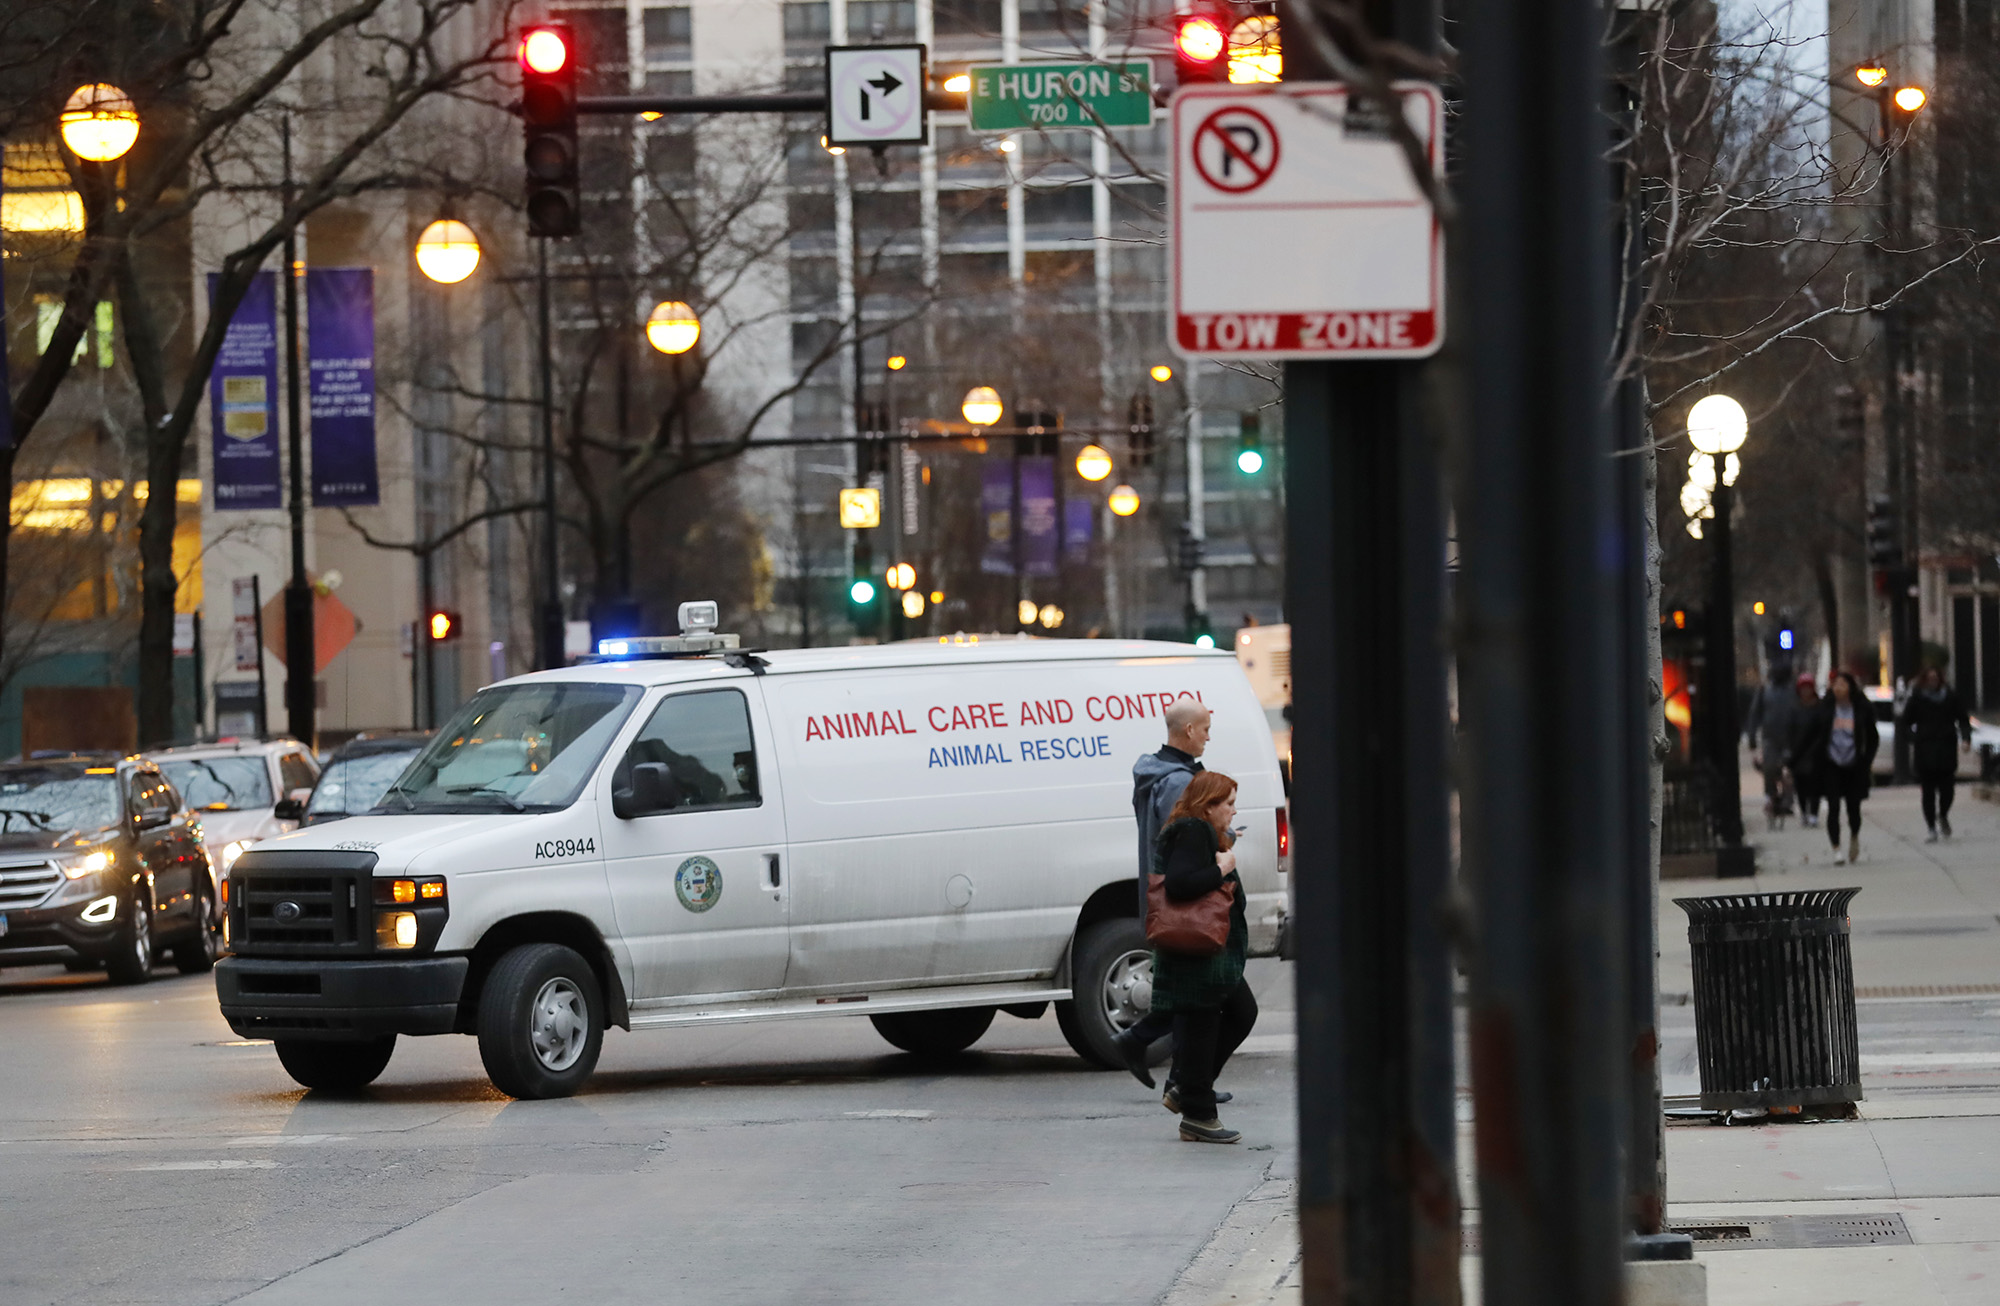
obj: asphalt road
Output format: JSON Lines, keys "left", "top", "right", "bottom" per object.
{"left": 0, "top": 957, "right": 1296, "bottom": 1306}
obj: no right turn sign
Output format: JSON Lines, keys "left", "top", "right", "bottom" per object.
{"left": 1170, "top": 82, "right": 1444, "bottom": 360}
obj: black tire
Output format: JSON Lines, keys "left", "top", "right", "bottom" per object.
{"left": 476, "top": 943, "right": 605, "bottom": 1100}
{"left": 1056, "top": 916, "right": 1164, "bottom": 1069}
{"left": 104, "top": 893, "right": 154, "bottom": 986}
{"left": 173, "top": 885, "right": 220, "bottom": 975}
{"left": 870, "top": 1006, "right": 996, "bottom": 1056}
{"left": 275, "top": 1036, "right": 397, "bottom": 1092}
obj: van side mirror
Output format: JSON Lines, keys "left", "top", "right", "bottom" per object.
{"left": 273, "top": 798, "right": 305, "bottom": 822}
{"left": 613, "top": 762, "right": 681, "bottom": 820}
{"left": 136, "top": 804, "right": 174, "bottom": 831}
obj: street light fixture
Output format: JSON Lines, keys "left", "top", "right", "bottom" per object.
{"left": 59, "top": 84, "right": 139, "bottom": 162}
{"left": 1689, "top": 393, "right": 1750, "bottom": 860}
{"left": 1075, "top": 444, "right": 1113, "bottom": 481}
{"left": 1893, "top": 85, "right": 1928, "bottom": 114}
{"left": 901, "top": 590, "right": 926, "bottom": 619}
{"left": 414, "top": 218, "right": 482, "bottom": 284}
{"left": 1855, "top": 63, "right": 1888, "bottom": 88}
{"left": 961, "top": 386, "right": 1004, "bottom": 426}
{"left": 1149, "top": 364, "right": 1174, "bottom": 383}
{"left": 1107, "top": 484, "right": 1141, "bottom": 517}
{"left": 646, "top": 300, "right": 701, "bottom": 355}
{"left": 886, "top": 355, "right": 908, "bottom": 371}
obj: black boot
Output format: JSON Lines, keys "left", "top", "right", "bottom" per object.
{"left": 1113, "top": 1030, "right": 1156, "bottom": 1089}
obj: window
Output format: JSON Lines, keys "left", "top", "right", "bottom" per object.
{"left": 0, "top": 769, "right": 120, "bottom": 832}
{"left": 385, "top": 683, "right": 643, "bottom": 813}
{"left": 278, "top": 752, "right": 319, "bottom": 795}
{"left": 848, "top": 0, "right": 916, "bottom": 38}
{"left": 618, "top": 690, "right": 761, "bottom": 812}
{"left": 784, "top": 0, "right": 830, "bottom": 52}
{"left": 160, "top": 757, "right": 274, "bottom": 811}
{"left": 643, "top": 5, "right": 691, "bottom": 56}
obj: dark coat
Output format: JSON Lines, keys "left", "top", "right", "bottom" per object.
{"left": 1131, "top": 746, "right": 1202, "bottom": 916}
{"left": 1904, "top": 686, "right": 1971, "bottom": 779}
{"left": 1789, "top": 693, "right": 1880, "bottom": 797}
{"left": 1147, "top": 816, "right": 1248, "bottom": 1014}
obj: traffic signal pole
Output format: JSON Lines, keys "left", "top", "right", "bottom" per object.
{"left": 1458, "top": 0, "right": 1633, "bottom": 1300}
{"left": 1281, "top": 3, "right": 1457, "bottom": 1302}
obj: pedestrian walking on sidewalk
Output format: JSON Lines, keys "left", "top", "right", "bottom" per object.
{"left": 1905, "top": 665, "right": 1972, "bottom": 842}
{"left": 1150, "top": 771, "right": 1257, "bottom": 1145}
{"left": 1791, "top": 671, "right": 1879, "bottom": 864}
{"left": 1116, "top": 700, "right": 1212, "bottom": 1090}
{"left": 1788, "top": 674, "right": 1824, "bottom": 828}
{"left": 1746, "top": 669, "right": 1802, "bottom": 827}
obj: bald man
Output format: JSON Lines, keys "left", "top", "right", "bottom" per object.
{"left": 1117, "top": 698, "right": 1213, "bottom": 1088}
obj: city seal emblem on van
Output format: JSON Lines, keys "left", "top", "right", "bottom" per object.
{"left": 674, "top": 855, "right": 723, "bottom": 913}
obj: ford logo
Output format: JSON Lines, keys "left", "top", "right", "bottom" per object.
{"left": 272, "top": 900, "right": 303, "bottom": 924}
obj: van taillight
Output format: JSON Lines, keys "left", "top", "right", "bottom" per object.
{"left": 1277, "top": 808, "right": 1289, "bottom": 858}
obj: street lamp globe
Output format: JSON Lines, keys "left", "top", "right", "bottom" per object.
{"left": 901, "top": 590, "right": 926, "bottom": 619}
{"left": 1107, "top": 484, "right": 1141, "bottom": 517}
{"left": 1894, "top": 85, "right": 1928, "bottom": 113}
{"left": 414, "top": 218, "right": 481, "bottom": 284}
{"left": 1075, "top": 444, "right": 1113, "bottom": 481}
{"left": 60, "top": 84, "right": 139, "bottom": 162}
{"left": 961, "top": 386, "right": 1004, "bottom": 426}
{"left": 1686, "top": 394, "right": 1748, "bottom": 455}
{"left": 1855, "top": 64, "right": 1888, "bottom": 88}
{"left": 1149, "top": 364, "right": 1174, "bottom": 383}
{"left": 646, "top": 301, "right": 701, "bottom": 355}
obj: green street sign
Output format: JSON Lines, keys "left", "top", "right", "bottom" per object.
{"left": 965, "top": 61, "right": 1153, "bottom": 133}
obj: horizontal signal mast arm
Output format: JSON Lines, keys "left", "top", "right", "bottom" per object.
{"left": 567, "top": 91, "right": 965, "bottom": 116}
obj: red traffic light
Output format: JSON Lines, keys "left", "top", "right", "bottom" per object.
{"left": 1177, "top": 14, "right": 1225, "bottom": 63}
{"left": 520, "top": 27, "right": 570, "bottom": 74}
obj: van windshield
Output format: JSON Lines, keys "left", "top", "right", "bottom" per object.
{"left": 378, "top": 683, "right": 640, "bottom": 814}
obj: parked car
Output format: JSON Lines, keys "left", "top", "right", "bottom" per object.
{"left": 303, "top": 733, "right": 429, "bottom": 825}
{"left": 0, "top": 754, "right": 217, "bottom": 983}
{"left": 151, "top": 738, "right": 319, "bottom": 886}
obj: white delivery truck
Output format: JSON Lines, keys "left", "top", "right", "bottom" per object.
{"left": 216, "top": 606, "right": 1285, "bottom": 1099}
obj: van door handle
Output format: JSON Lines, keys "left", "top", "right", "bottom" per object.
{"left": 765, "top": 853, "right": 782, "bottom": 889}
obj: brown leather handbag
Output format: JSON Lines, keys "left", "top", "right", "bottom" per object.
{"left": 1145, "top": 874, "right": 1235, "bottom": 956}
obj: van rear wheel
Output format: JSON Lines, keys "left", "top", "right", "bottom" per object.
{"left": 1056, "top": 916, "right": 1166, "bottom": 1069}
{"left": 870, "top": 1007, "right": 995, "bottom": 1056}
{"left": 274, "top": 1036, "right": 396, "bottom": 1092}
{"left": 476, "top": 943, "right": 604, "bottom": 1100}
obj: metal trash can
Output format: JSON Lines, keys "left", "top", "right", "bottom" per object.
{"left": 1674, "top": 889, "right": 1863, "bottom": 1111}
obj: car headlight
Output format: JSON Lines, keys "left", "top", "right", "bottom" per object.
{"left": 220, "top": 840, "right": 254, "bottom": 873}
{"left": 59, "top": 849, "right": 113, "bottom": 880}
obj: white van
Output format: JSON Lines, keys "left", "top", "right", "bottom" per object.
{"left": 215, "top": 610, "right": 1285, "bottom": 1099}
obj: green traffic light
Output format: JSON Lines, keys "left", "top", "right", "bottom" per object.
{"left": 849, "top": 579, "right": 877, "bottom": 604}
{"left": 1236, "top": 448, "right": 1264, "bottom": 475}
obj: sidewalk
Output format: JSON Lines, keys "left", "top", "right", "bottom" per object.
{"left": 1167, "top": 777, "right": 2000, "bottom": 1305}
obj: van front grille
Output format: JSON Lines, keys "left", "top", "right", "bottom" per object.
{"left": 233, "top": 871, "right": 369, "bottom": 955}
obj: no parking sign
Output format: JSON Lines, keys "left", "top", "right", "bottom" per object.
{"left": 1170, "top": 82, "right": 1444, "bottom": 360}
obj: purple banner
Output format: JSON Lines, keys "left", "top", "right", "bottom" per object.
{"left": 1063, "top": 495, "right": 1093, "bottom": 555}
{"left": 981, "top": 459, "right": 1013, "bottom": 575}
{"left": 307, "top": 268, "right": 378, "bottom": 506}
{"left": 209, "top": 271, "right": 281, "bottom": 510}
{"left": 1020, "top": 456, "right": 1057, "bottom": 578}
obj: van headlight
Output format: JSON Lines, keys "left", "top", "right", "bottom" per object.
{"left": 59, "top": 849, "right": 113, "bottom": 880}
{"left": 219, "top": 840, "right": 254, "bottom": 873}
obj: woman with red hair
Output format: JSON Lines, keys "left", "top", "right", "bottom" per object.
{"left": 1149, "top": 769, "right": 1258, "bottom": 1143}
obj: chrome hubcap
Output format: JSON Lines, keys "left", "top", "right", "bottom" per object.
{"left": 528, "top": 976, "right": 588, "bottom": 1071}
{"left": 1101, "top": 949, "right": 1154, "bottom": 1030}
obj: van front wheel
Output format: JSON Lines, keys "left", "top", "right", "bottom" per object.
{"left": 477, "top": 943, "right": 605, "bottom": 1100}
{"left": 870, "top": 1007, "right": 995, "bottom": 1056}
{"left": 1056, "top": 916, "right": 1163, "bottom": 1069}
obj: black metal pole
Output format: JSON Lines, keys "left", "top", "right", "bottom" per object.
{"left": 1611, "top": 7, "right": 1666, "bottom": 1231}
{"left": 536, "top": 240, "right": 563, "bottom": 669}
{"left": 280, "top": 117, "right": 315, "bottom": 747}
{"left": 418, "top": 549, "right": 435, "bottom": 729}
{"left": 1709, "top": 454, "right": 1745, "bottom": 848}
{"left": 1458, "top": 0, "right": 1631, "bottom": 1299}
{"left": 1879, "top": 98, "right": 1917, "bottom": 779}
{"left": 1283, "top": 1, "right": 1456, "bottom": 1301}
{"left": 249, "top": 573, "right": 269, "bottom": 739}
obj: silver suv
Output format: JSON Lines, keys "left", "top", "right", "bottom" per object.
{"left": 148, "top": 739, "right": 319, "bottom": 885}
